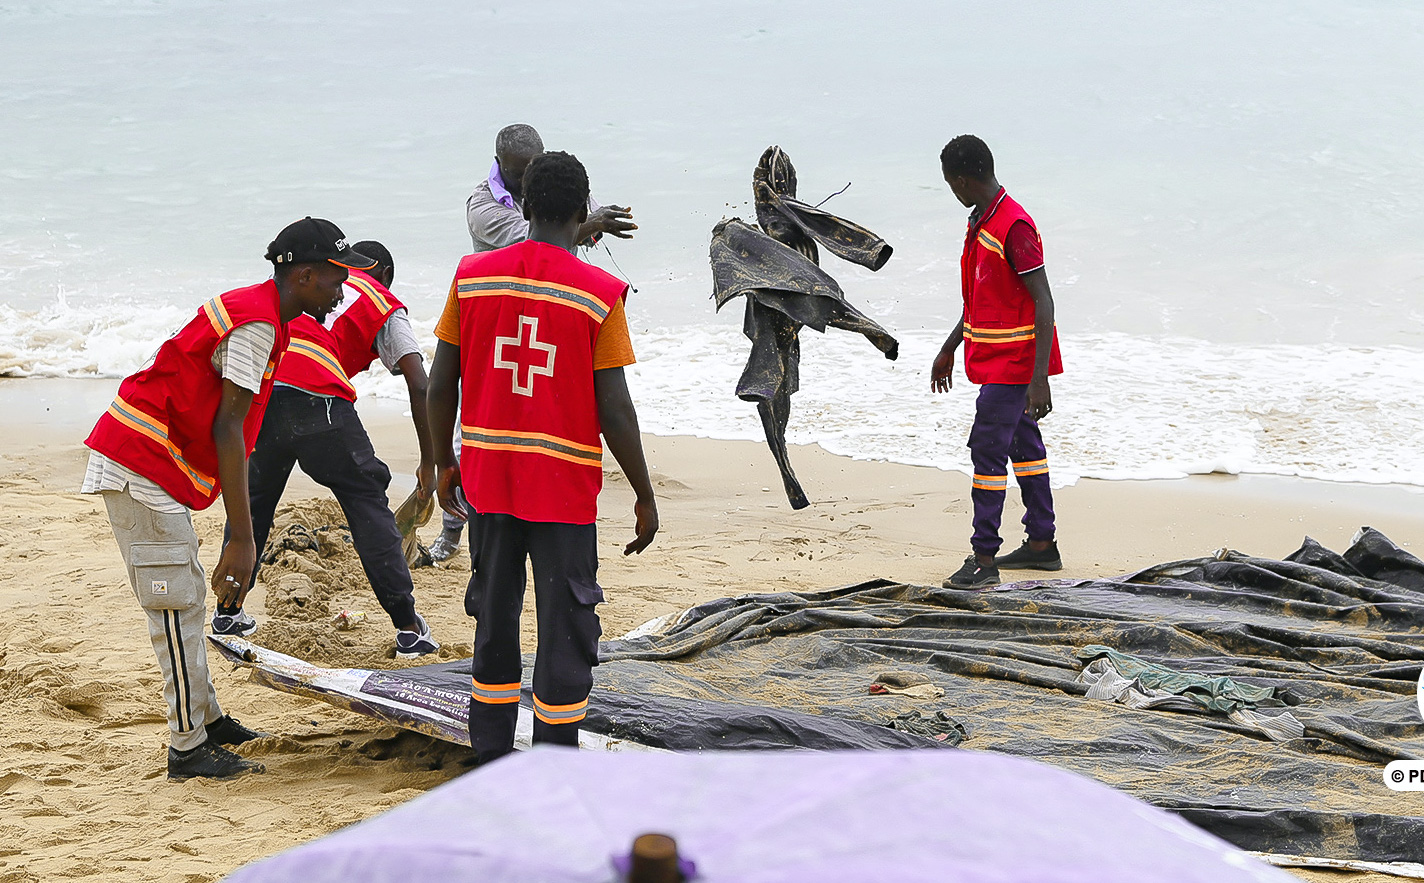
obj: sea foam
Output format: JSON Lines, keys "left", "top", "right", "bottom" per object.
{"left": 5, "top": 299, "right": 1421, "bottom": 490}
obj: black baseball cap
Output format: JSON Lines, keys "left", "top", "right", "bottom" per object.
{"left": 264, "top": 217, "right": 377, "bottom": 270}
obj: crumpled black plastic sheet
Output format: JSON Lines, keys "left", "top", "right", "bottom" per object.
{"left": 312, "top": 528, "right": 1424, "bottom": 861}
{"left": 582, "top": 528, "right": 1424, "bottom": 862}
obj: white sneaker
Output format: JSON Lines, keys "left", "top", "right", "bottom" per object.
{"left": 395, "top": 614, "right": 439, "bottom": 658}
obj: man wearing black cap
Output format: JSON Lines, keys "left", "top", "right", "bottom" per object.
{"left": 82, "top": 217, "right": 368, "bottom": 780}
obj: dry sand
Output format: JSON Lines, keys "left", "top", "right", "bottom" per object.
{"left": 1, "top": 377, "right": 1420, "bottom": 882}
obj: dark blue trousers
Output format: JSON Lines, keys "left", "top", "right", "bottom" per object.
{"left": 968, "top": 383, "right": 1056, "bottom": 557}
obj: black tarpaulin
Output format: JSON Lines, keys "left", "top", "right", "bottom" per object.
{"left": 237, "top": 528, "right": 1424, "bottom": 862}
{"left": 390, "top": 529, "right": 1424, "bottom": 861}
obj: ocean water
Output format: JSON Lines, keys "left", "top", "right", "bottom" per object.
{"left": 3, "top": 1, "right": 1422, "bottom": 487}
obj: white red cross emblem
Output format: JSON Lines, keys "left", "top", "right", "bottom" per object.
{"left": 493, "top": 315, "right": 556, "bottom": 397}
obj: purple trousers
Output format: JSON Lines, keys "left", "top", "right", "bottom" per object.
{"left": 968, "top": 383, "right": 1055, "bottom": 557}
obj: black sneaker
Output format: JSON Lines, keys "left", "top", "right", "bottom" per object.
{"left": 167, "top": 741, "right": 265, "bottom": 781}
{"left": 995, "top": 540, "right": 1063, "bottom": 571}
{"left": 211, "top": 611, "right": 257, "bottom": 637}
{"left": 205, "top": 714, "right": 270, "bottom": 746}
{"left": 943, "top": 556, "right": 1000, "bottom": 589}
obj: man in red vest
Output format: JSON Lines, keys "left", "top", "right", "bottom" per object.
{"left": 429, "top": 150, "right": 658, "bottom": 765}
{"left": 82, "top": 218, "right": 372, "bottom": 779}
{"left": 211, "top": 240, "right": 440, "bottom": 659}
{"left": 931, "top": 136, "right": 1064, "bottom": 589}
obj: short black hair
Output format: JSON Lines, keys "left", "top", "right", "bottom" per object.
{"left": 521, "top": 151, "right": 589, "bottom": 224}
{"left": 940, "top": 135, "right": 994, "bottom": 181}
{"left": 496, "top": 123, "right": 543, "bottom": 159}
{"left": 352, "top": 240, "right": 393, "bottom": 276}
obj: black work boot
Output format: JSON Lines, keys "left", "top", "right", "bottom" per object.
{"left": 167, "top": 741, "right": 265, "bottom": 781}
{"left": 205, "top": 714, "right": 271, "bottom": 746}
{"left": 943, "top": 556, "right": 1000, "bottom": 589}
{"left": 995, "top": 540, "right": 1063, "bottom": 571}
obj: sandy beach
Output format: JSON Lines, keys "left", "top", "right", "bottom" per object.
{"left": 1, "top": 377, "right": 1420, "bottom": 882}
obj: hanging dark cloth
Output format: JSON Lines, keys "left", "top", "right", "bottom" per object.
{"left": 708, "top": 146, "right": 898, "bottom": 509}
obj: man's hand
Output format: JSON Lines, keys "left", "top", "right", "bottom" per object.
{"left": 212, "top": 538, "right": 256, "bottom": 607}
{"left": 436, "top": 461, "right": 467, "bottom": 522}
{"left": 1027, "top": 375, "right": 1053, "bottom": 421}
{"left": 416, "top": 458, "right": 436, "bottom": 502}
{"left": 624, "top": 496, "right": 658, "bottom": 556}
{"left": 589, "top": 205, "right": 637, "bottom": 239}
{"left": 931, "top": 343, "right": 957, "bottom": 393}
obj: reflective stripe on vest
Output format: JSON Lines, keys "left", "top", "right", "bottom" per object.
{"left": 343, "top": 273, "right": 394, "bottom": 314}
{"left": 201, "top": 296, "right": 235, "bottom": 336}
{"left": 457, "top": 275, "right": 612, "bottom": 322}
{"left": 105, "top": 395, "right": 218, "bottom": 495}
{"left": 459, "top": 425, "right": 602, "bottom": 467}
{"left": 284, "top": 337, "right": 357, "bottom": 398}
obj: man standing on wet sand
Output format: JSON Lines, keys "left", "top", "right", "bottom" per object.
{"left": 931, "top": 135, "right": 1064, "bottom": 589}
{"left": 429, "top": 150, "right": 657, "bottom": 765}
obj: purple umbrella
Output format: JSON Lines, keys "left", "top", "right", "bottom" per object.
{"left": 226, "top": 748, "right": 1294, "bottom": 883}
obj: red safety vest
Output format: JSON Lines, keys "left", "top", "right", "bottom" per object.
{"left": 268, "top": 270, "right": 405, "bottom": 400}
{"left": 960, "top": 189, "right": 1064, "bottom": 385}
{"left": 272, "top": 314, "right": 357, "bottom": 401}
{"left": 332, "top": 269, "right": 405, "bottom": 378}
{"left": 453, "top": 240, "right": 627, "bottom": 524}
{"left": 84, "top": 281, "right": 289, "bottom": 510}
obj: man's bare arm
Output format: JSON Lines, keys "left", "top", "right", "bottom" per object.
{"left": 1021, "top": 268, "right": 1055, "bottom": 420}
{"left": 594, "top": 367, "right": 657, "bottom": 555}
{"left": 931, "top": 315, "right": 966, "bottom": 394}
{"left": 397, "top": 352, "right": 436, "bottom": 500}
{"left": 427, "top": 340, "right": 465, "bottom": 521}
{"left": 212, "top": 379, "right": 257, "bottom": 606}
{"left": 576, "top": 205, "right": 638, "bottom": 245}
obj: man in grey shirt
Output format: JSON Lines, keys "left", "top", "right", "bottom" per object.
{"left": 436, "top": 124, "right": 638, "bottom": 561}
{"left": 466, "top": 123, "right": 637, "bottom": 252}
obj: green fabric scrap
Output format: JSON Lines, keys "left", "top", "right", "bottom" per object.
{"left": 884, "top": 710, "right": 967, "bottom": 746}
{"left": 1076, "top": 645, "right": 1285, "bottom": 714}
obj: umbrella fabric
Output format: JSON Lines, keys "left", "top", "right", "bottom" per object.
{"left": 225, "top": 748, "right": 1294, "bottom": 883}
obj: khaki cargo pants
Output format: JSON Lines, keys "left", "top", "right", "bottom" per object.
{"left": 103, "top": 487, "right": 222, "bottom": 751}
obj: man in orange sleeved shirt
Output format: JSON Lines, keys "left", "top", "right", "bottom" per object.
{"left": 427, "top": 150, "right": 656, "bottom": 764}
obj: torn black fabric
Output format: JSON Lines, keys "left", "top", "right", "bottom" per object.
{"left": 710, "top": 220, "right": 899, "bottom": 361}
{"left": 707, "top": 146, "right": 899, "bottom": 510}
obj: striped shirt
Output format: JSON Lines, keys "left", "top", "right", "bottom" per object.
{"left": 81, "top": 321, "right": 278, "bottom": 512}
